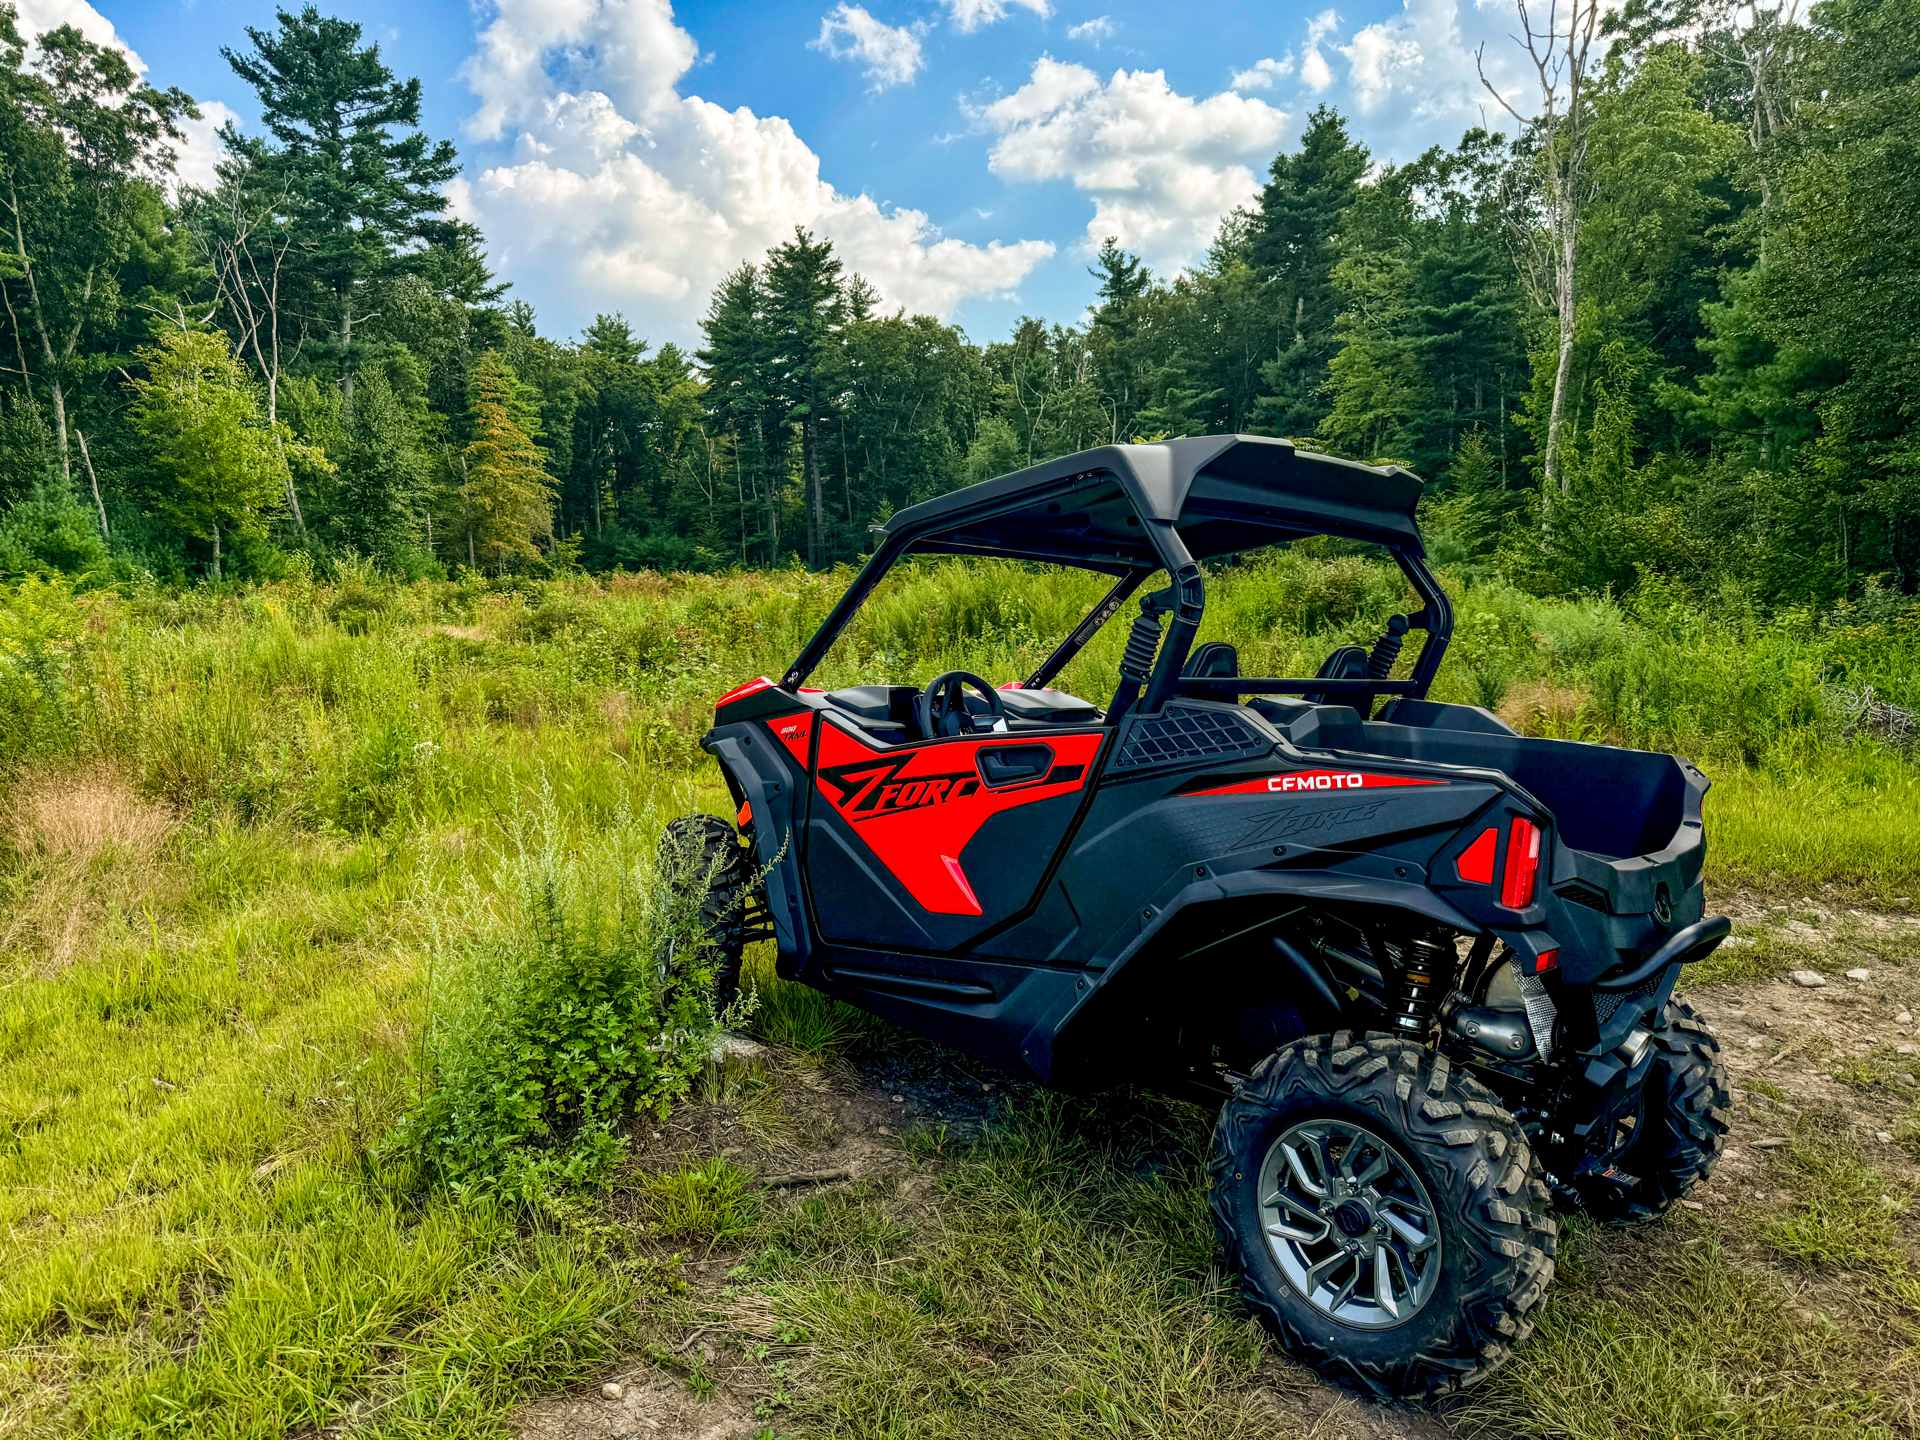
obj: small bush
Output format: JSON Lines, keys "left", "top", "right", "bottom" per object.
{"left": 407, "top": 792, "right": 741, "bottom": 1196}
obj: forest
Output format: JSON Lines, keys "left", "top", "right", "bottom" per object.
{"left": 0, "top": 0, "right": 1913, "bottom": 611}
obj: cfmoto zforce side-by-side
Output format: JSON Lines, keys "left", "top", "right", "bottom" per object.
{"left": 674, "top": 435, "right": 1732, "bottom": 1398}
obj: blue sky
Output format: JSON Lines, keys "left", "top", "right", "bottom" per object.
{"left": 39, "top": 0, "right": 1537, "bottom": 348}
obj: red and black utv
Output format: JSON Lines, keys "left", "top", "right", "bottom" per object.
{"left": 669, "top": 435, "right": 1732, "bottom": 1398}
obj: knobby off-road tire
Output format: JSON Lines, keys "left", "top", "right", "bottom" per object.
{"left": 1210, "top": 1032, "right": 1558, "bottom": 1400}
{"left": 659, "top": 813, "right": 752, "bottom": 1010}
{"left": 1573, "top": 999, "right": 1731, "bottom": 1223}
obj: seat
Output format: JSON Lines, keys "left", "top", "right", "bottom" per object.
{"left": 1182, "top": 641, "right": 1240, "bottom": 679}
{"left": 823, "top": 685, "right": 918, "bottom": 743}
{"left": 1301, "top": 644, "right": 1371, "bottom": 712}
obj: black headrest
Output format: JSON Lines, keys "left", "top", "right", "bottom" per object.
{"left": 1183, "top": 641, "right": 1240, "bottom": 679}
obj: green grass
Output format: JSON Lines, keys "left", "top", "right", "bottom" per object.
{"left": 1702, "top": 755, "right": 1919, "bottom": 906}
{"left": 643, "top": 1157, "right": 761, "bottom": 1243}
{"left": 747, "top": 1093, "right": 1285, "bottom": 1439}
{"left": 0, "top": 560, "right": 1911, "bottom": 1436}
{"left": 1463, "top": 1218, "right": 1912, "bottom": 1438}
{"left": 743, "top": 946, "right": 893, "bottom": 1056}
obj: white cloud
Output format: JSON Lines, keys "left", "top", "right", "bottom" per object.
{"left": 1301, "top": 8, "right": 1341, "bottom": 90}
{"left": 458, "top": 0, "right": 1052, "bottom": 339}
{"left": 1230, "top": 55, "right": 1296, "bottom": 91}
{"left": 1342, "top": 23, "right": 1425, "bottom": 111}
{"left": 1065, "top": 16, "right": 1114, "bottom": 43}
{"left": 169, "top": 101, "right": 243, "bottom": 192}
{"left": 9, "top": 0, "right": 236, "bottom": 192}
{"left": 977, "top": 57, "right": 1288, "bottom": 273}
{"left": 812, "top": 5, "right": 924, "bottom": 91}
{"left": 944, "top": 0, "right": 1051, "bottom": 34}
{"left": 1330, "top": 0, "right": 1532, "bottom": 128}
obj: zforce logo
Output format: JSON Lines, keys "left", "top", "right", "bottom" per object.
{"left": 819, "top": 756, "right": 981, "bottom": 820}
{"left": 1234, "top": 801, "right": 1384, "bottom": 849}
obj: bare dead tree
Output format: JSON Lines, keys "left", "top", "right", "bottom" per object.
{"left": 1700, "top": 0, "right": 1803, "bottom": 200}
{"left": 188, "top": 163, "right": 309, "bottom": 534}
{"left": 1478, "top": 0, "right": 1606, "bottom": 499}
{"left": 74, "top": 425, "right": 106, "bottom": 537}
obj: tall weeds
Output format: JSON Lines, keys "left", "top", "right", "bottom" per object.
{"left": 406, "top": 790, "right": 745, "bottom": 1197}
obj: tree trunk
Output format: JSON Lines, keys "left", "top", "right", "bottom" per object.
{"left": 469, "top": 530, "right": 476, "bottom": 569}
{"left": 339, "top": 298, "right": 354, "bottom": 401}
{"left": 75, "top": 427, "right": 107, "bottom": 538}
{"left": 211, "top": 521, "right": 222, "bottom": 582}
{"left": 273, "top": 433, "right": 306, "bottom": 535}
{"left": 47, "top": 376, "right": 71, "bottom": 485}
{"left": 805, "top": 406, "right": 824, "bottom": 568}
{"left": 1543, "top": 218, "right": 1579, "bottom": 496}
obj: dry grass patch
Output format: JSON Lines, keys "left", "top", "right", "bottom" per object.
{"left": 0, "top": 769, "right": 181, "bottom": 971}
{"left": 6, "top": 768, "right": 176, "bottom": 861}
{"left": 1498, "top": 681, "right": 1593, "bottom": 736}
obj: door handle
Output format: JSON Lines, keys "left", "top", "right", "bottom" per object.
{"left": 978, "top": 745, "right": 1054, "bottom": 786}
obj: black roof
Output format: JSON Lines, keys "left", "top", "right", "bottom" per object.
{"left": 880, "top": 435, "right": 1424, "bottom": 571}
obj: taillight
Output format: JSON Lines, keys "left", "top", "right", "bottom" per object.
{"left": 1501, "top": 818, "right": 1541, "bottom": 909}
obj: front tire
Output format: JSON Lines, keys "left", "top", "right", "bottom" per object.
{"left": 658, "top": 813, "right": 752, "bottom": 1009}
{"left": 1571, "top": 999, "right": 1731, "bottom": 1223}
{"left": 1210, "top": 1032, "right": 1557, "bottom": 1400}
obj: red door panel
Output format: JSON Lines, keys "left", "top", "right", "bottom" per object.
{"left": 808, "top": 717, "right": 1104, "bottom": 928}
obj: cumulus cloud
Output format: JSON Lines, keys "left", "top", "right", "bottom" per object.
{"left": 1230, "top": 55, "right": 1296, "bottom": 91}
{"left": 1332, "top": 0, "right": 1533, "bottom": 126}
{"left": 458, "top": 0, "right": 1052, "bottom": 339}
{"left": 812, "top": 5, "right": 924, "bottom": 91}
{"left": 944, "top": 0, "right": 1051, "bottom": 34}
{"left": 1342, "top": 23, "right": 1425, "bottom": 111}
{"left": 1301, "top": 9, "right": 1341, "bottom": 91}
{"left": 1065, "top": 16, "right": 1114, "bottom": 43}
{"left": 10, "top": 0, "right": 237, "bottom": 193}
{"left": 977, "top": 57, "right": 1287, "bottom": 273}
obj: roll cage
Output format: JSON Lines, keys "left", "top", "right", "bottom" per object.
{"left": 778, "top": 434, "right": 1453, "bottom": 720}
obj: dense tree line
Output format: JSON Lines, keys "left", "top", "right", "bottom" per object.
{"left": 0, "top": 0, "right": 1911, "bottom": 609}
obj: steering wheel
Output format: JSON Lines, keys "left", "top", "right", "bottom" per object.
{"left": 917, "top": 671, "right": 1006, "bottom": 739}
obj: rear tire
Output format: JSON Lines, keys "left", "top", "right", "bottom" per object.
{"left": 1210, "top": 1032, "right": 1557, "bottom": 1400}
{"left": 1572, "top": 999, "right": 1731, "bottom": 1223}
{"left": 659, "top": 813, "right": 751, "bottom": 1009}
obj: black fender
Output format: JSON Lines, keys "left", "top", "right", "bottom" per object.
{"left": 702, "top": 729, "right": 809, "bottom": 967}
{"left": 1036, "top": 866, "right": 1481, "bottom": 1091}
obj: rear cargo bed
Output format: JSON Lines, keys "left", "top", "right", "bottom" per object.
{"left": 1356, "top": 705, "right": 1689, "bottom": 861}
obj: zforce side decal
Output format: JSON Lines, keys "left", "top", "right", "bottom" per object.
{"left": 813, "top": 720, "right": 1104, "bottom": 916}
{"left": 1189, "top": 769, "right": 1445, "bottom": 798}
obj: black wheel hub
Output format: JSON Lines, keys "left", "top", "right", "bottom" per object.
{"left": 1333, "top": 1200, "right": 1373, "bottom": 1237}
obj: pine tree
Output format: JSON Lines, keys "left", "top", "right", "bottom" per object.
{"left": 698, "top": 263, "right": 786, "bottom": 562}
{"left": 763, "top": 228, "right": 845, "bottom": 566}
{"left": 1250, "top": 107, "right": 1371, "bottom": 436}
{"left": 330, "top": 355, "right": 431, "bottom": 561}
{"left": 221, "top": 6, "right": 460, "bottom": 395}
{"left": 460, "top": 351, "right": 553, "bottom": 573}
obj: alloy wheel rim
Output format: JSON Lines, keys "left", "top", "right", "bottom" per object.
{"left": 1258, "top": 1118, "right": 1442, "bottom": 1330}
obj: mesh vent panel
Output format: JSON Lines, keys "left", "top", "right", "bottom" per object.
{"left": 1556, "top": 882, "right": 1611, "bottom": 913}
{"left": 1114, "top": 706, "right": 1267, "bottom": 769}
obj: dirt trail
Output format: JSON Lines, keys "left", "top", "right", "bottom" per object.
{"left": 514, "top": 899, "right": 1919, "bottom": 1441}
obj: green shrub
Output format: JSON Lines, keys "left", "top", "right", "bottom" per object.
{"left": 407, "top": 792, "right": 741, "bottom": 1197}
